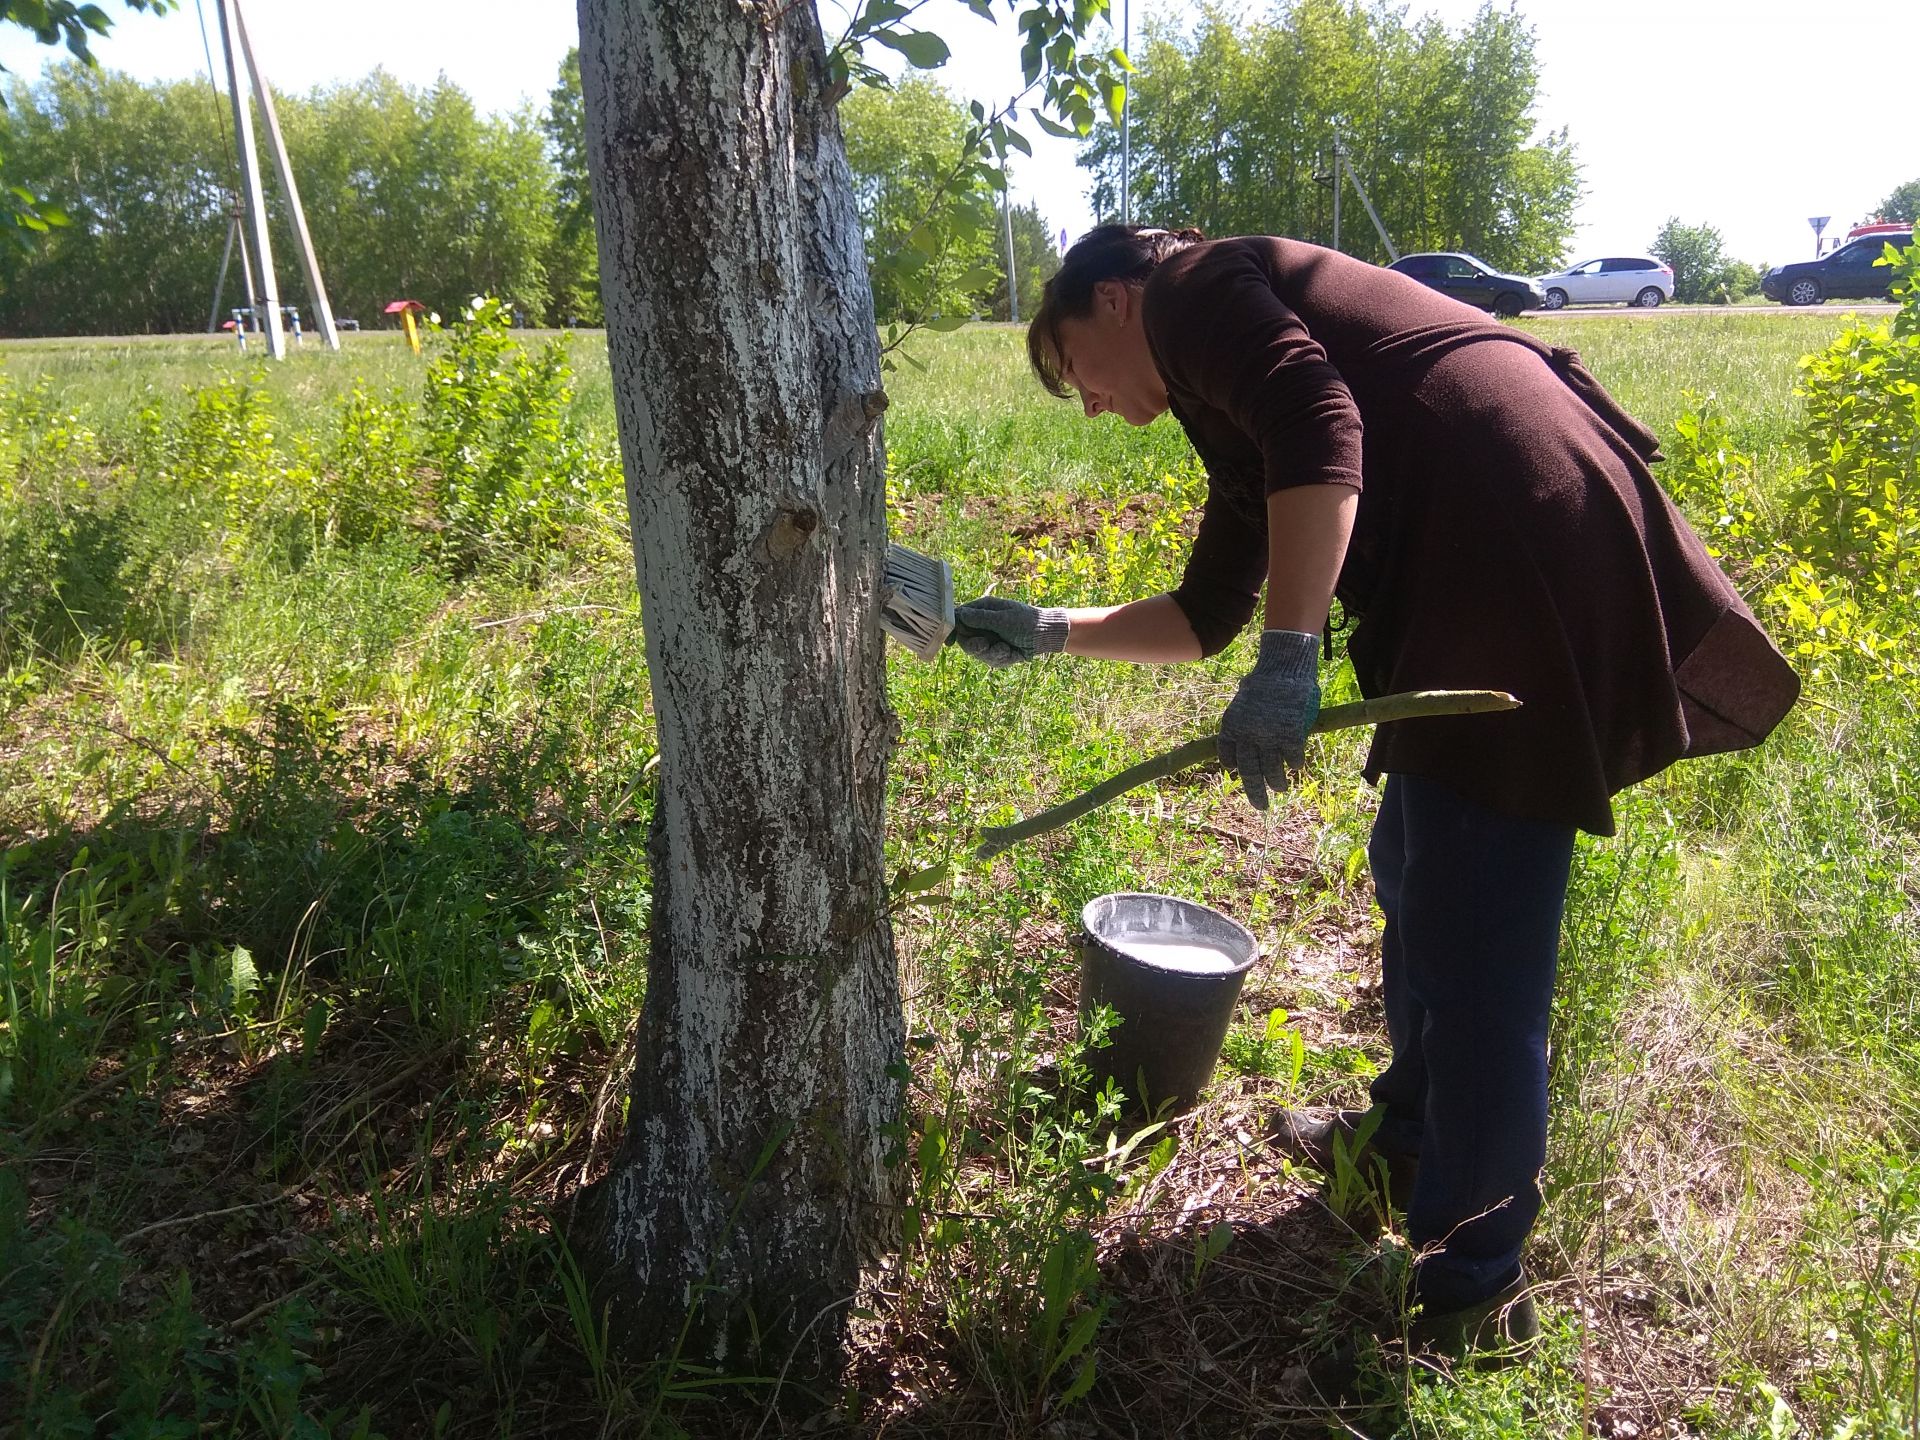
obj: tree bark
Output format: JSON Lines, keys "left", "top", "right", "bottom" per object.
{"left": 575, "top": 0, "right": 902, "bottom": 1374}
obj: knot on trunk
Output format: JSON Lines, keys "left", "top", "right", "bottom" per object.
{"left": 755, "top": 503, "right": 822, "bottom": 562}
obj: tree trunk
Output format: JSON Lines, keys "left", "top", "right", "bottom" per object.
{"left": 575, "top": 0, "right": 902, "bottom": 1374}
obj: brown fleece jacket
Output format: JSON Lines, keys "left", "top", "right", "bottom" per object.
{"left": 1142, "top": 236, "right": 1799, "bottom": 834}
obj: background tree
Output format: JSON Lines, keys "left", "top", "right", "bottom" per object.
{"left": 0, "top": 64, "right": 227, "bottom": 332}
{"left": 987, "top": 198, "right": 1060, "bottom": 321}
{"left": 840, "top": 77, "right": 1000, "bottom": 324}
{"left": 0, "top": 65, "right": 560, "bottom": 335}
{"left": 1879, "top": 178, "right": 1920, "bottom": 225}
{"left": 1651, "top": 215, "right": 1736, "bottom": 304}
{"left": 1077, "top": 0, "right": 1580, "bottom": 273}
{"left": 542, "top": 46, "right": 599, "bottom": 325}
{"left": 2, "top": 0, "right": 176, "bottom": 245}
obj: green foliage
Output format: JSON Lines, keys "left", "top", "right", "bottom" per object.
{"left": 1766, "top": 232, "right": 1920, "bottom": 680}
{"left": 1652, "top": 215, "right": 1757, "bottom": 304}
{"left": 1079, "top": 0, "right": 1580, "bottom": 271}
{"left": 1878, "top": 177, "right": 1920, "bottom": 225}
{"left": 541, "top": 47, "right": 600, "bottom": 327}
{"left": 1, "top": 0, "right": 177, "bottom": 247}
{"left": 842, "top": 79, "right": 1003, "bottom": 326}
{"left": 1011, "top": 463, "right": 1206, "bottom": 603}
{"left": 0, "top": 63, "right": 560, "bottom": 336}
{"left": 421, "top": 295, "right": 606, "bottom": 569}
{"left": 0, "top": 0, "right": 173, "bottom": 73}
{"left": 986, "top": 199, "right": 1061, "bottom": 322}
{"left": 10, "top": 309, "right": 1920, "bottom": 1432}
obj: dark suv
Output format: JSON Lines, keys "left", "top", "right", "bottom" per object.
{"left": 1387, "top": 252, "right": 1545, "bottom": 316}
{"left": 1762, "top": 233, "right": 1908, "bottom": 306}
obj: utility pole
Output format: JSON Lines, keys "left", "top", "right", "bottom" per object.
{"left": 1331, "top": 141, "right": 1342, "bottom": 253}
{"left": 207, "top": 213, "right": 239, "bottom": 333}
{"left": 1003, "top": 185, "right": 1019, "bottom": 323}
{"left": 216, "top": 0, "right": 282, "bottom": 358}
{"left": 210, "top": 0, "right": 338, "bottom": 357}
{"left": 233, "top": 0, "right": 339, "bottom": 349}
{"left": 1120, "top": 0, "right": 1131, "bottom": 224}
{"left": 1325, "top": 135, "right": 1398, "bottom": 262}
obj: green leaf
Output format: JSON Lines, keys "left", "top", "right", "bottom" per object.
{"left": 925, "top": 314, "right": 969, "bottom": 332}
{"left": 1059, "top": 1352, "right": 1098, "bottom": 1404}
{"left": 1020, "top": 37, "right": 1043, "bottom": 86}
{"left": 1104, "top": 81, "right": 1127, "bottom": 126}
{"left": 303, "top": 997, "right": 330, "bottom": 1055}
{"left": 957, "top": 265, "right": 1000, "bottom": 290}
{"left": 229, "top": 946, "right": 259, "bottom": 1004}
{"left": 1108, "top": 46, "right": 1136, "bottom": 73}
{"left": 1030, "top": 109, "right": 1079, "bottom": 140}
{"left": 891, "top": 860, "right": 951, "bottom": 895}
{"left": 1202, "top": 1219, "right": 1233, "bottom": 1264}
{"left": 1001, "top": 123, "right": 1032, "bottom": 157}
{"left": 871, "top": 29, "right": 950, "bottom": 68}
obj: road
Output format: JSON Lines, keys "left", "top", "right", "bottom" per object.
{"left": 1524, "top": 302, "right": 1897, "bottom": 317}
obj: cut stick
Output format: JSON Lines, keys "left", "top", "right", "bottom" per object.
{"left": 973, "top": 688, "right": 1520, "bottom": 860}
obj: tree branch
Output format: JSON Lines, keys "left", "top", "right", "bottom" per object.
{"left": 972, "top": 688, "right": 1521, "bottom": 859}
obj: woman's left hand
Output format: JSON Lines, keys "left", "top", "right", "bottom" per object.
{"left": 1218, "top": 629, "right": 1321, "bottom": 810}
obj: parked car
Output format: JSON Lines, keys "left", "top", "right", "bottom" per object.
{"left": 1762, "top": 235, "right": 1902, "bottom": 306}
{"left": 1386, "top": 252, "right": 1545, "bottom": 316}
{"left": 1534, "top": 256, "right": 1673, "bottom": 309}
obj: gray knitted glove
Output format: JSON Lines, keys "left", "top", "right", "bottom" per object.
{"left": 949, "top": 596, "right": 1071, "bottom": 669}
{"left": 1217, "top": 629, "right": 1322, "bottom": 811}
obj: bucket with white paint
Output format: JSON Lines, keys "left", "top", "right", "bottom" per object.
{"left": 1075, "top": 892, "right": 1259, "bottom": 1114}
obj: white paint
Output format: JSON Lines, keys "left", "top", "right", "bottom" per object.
{"left": 1108, "top": 937, "right": 1243, "bottom": 973}
{"left": 580, "top": 0, "right": 904, "bottom": 1363}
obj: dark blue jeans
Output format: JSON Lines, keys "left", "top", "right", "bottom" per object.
{"left": 1365, "top": 774, "right": 1577, "bottom": 1313}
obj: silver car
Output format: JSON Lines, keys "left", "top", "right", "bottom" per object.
{"left": 1535, "top": 256, "right": 1674, "bottom": 309}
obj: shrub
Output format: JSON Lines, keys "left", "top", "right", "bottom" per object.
{"left": 420, "top": 296, "right": 603, "bottom": 569}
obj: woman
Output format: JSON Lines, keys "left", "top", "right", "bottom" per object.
{"left": 949, "top": 226, "right": 1799, "bottom": 1357}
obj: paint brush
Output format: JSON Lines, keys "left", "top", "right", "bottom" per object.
{"left": 880, "top": 543, "right": 954, "bottom": 661}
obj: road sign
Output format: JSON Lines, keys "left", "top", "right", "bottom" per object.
{"left": 1809, "top": 215, "right": 1830, "bottom": 255}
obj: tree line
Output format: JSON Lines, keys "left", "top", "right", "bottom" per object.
{"left": 0, "top": 57, "right": 597, "bottom": 336}
{"left": 0, "top": 52, "right": 1062, "bottom": 337}
{"left": 1076, "top": 0, "right": 1580, "bottom": 274}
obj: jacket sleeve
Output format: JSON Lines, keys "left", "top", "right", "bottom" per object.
{"left": 1145, "top": 247, "right": 1365, "bottom": 496}
{"left": 1170, "top": 487, "right": 1266, "bottom": 657}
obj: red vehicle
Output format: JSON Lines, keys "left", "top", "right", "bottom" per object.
{"left": 1839, "top": 220, "right": 1913, "bottom": 248}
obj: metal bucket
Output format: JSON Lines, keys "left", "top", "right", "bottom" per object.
{"left": 1075, "top": 892, "right": 1259, "bottom": 1115}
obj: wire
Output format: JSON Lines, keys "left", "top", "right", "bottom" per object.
{"left": 193, "top": 0, "right": 239, "bottom": 195}
{"left": 194, "top": 0, "right": 243, "bottom": 312}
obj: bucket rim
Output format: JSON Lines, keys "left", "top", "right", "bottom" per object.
{"left": 1077, "top": 891, "right": 1261, "bottom": 975}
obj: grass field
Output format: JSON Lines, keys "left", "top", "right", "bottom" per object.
{"left": 2, "top": 298, "right": 1917, "bottom": 1438}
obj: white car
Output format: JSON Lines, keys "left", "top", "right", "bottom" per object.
{"left": 1535, "top": 256, "right": 1674, "bottom": 309}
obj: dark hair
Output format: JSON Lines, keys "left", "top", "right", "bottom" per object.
{"left": 1027, "top": 224, "right": 1205, "bottom": 398}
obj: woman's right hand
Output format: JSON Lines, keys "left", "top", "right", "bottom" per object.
{"left": 949, "top": 596, "right": 1071, "bottom": 668}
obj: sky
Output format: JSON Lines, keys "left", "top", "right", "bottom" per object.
{"left": 1, "top": 0, "right": 1911, "bottom": 270}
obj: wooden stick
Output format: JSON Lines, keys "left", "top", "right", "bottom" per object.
{"left": 972, "top": 689, "right": 1520, "bottom": 860}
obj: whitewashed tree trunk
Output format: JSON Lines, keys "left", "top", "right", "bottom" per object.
{"left": 575, "top": 0, "right": 902, "bottom": 1370}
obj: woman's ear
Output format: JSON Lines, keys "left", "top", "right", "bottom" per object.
{"left": 1092, "top": 279, "right": 1132, "bottom": 325}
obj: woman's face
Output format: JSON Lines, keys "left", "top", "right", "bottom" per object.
{"left": 1050, "top": 280, "right": 1169, "bottom": 426}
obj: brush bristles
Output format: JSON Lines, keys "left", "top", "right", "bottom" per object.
{"left": 882, "top": 544, "right": 954, "bottom": 662}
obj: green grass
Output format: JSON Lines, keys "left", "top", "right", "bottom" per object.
{"left": 3, "top": 305, "right": 1917, "bottom": 1437}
